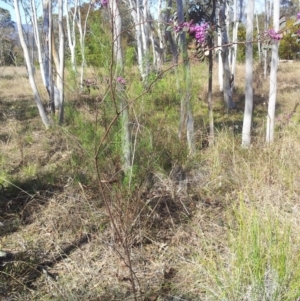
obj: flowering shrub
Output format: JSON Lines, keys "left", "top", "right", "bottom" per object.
{"left": 174, "top": 21, "right": 209, "bottom": 45}
{"left": 266, "top": 29, "right": 282, "bottom": 41}
{"left": 101, "top": 0, "right": 108, "bottom": 7}
{"left": 116, "top": 76, "right": 126, "bottom": 85}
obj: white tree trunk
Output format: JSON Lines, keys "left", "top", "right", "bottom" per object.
{"left": 165, "top": 0, "right": 178, "bottom": 65}
{"left": 77, "top": 4, "right": 92, "bottom": 88}
{"left": 231, "top": 0, "right": 243, "bottom": 88}
{"left": 177, "top": 0, "right": 195, "bottom": 154}
{"left": 30, "top": 0, "right": 47, "bottom": 88}
{"left": 49, "top": 0, "right": 54, "bottom": 113}
{"left": 219, "top": 0, "right": 235, "bottom": 109}
{"left": 109, "top": 0, "right": 131, "bottom": 170}
{"left": 156, "top": 0, "right": 164, "bottom": 70}
{"left": 65, "top": 0, "right": 78, "bottom": 72}
{"left": 263, "top": 0, "right": 270, "bottom": 78}
{"left": 242, "top": 0, "right": 254, "bottom": 147}
{"left": 256, "top": 12, "right": 261, "bottom": 63}
{"left": 14, "top": 0, "right": 50, "bottom": 128}
{"left": 141, "top": 0, "right": 150, "bottom": 80}
{"left": 58, "top": 0, "right": 65, "bottom": 124}
{"left": 218, "top": 33, "right": 224, "bottom": 92}
{"left": 266, "top": 0, "right": 279, "bottom": 143}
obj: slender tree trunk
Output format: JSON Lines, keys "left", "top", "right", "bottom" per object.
{"left": 49, "top": 0, "right": 54, "bottom": 114}
{"left": 77, "top": 4, "right": 92, "bottom": 88}
{"left": 242, "top": 0, "right": 254, "bottom": 147}
{"left": 141, "top": 0, "right": 150, "bottom": 82}
{"left": 14, "top": 0, "right": 50, "bottom": 128}
{"left": 30, "top": 0, "right": 47, "bottom": 88}
{"left": 219, "top": 0, "right": 235, "bottom": 109}
{"left": 208, "top": 37, "right": 214, "bottom": 146}
{"left": 109, "top": 0, "right": 131, "bottom": 170}
{"left": 65, "top": 0, "right": 78, "bottom": 72}
{"left": 231, "top": 0, "right": 243, "bottom": 88}
{"left": 218, "top": 32, "right": 223, "bottom": 92}
{"left": 266, "top": 0, "right": 279, "bottom": 143}
{"left": 256, "top": 12, "right": 261, "bottom": 63}
{"left": 263, "top": 0, "right": 270, "bottom": 78}
{"left": 177, "top": 0, "right": 195, "bottom": 154}
{"left": 157, "top": 0, "right": 164, "bottom": 70}
{"left": 58, "top": 0, "right": 65, "bottom": 124}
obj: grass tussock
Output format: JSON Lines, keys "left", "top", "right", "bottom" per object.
{"left": 1, "top": 61, "right": 300, "bottom": 300}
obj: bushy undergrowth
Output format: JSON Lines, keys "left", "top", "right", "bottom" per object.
{"left": 1, "top": 62, "right": 300, "bottom": 300}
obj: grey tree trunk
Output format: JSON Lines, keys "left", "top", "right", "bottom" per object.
{"left": 219, "top": 0, "right": 235, "bottom": 109}
{"left": 109, "top": 0, "right": 131, "bottom": 170}
{"left": 208, "top": 37, "right": 214, "bottom": 146}
{"left": 242, "top": 0, "right": 254, "bottom": 147}
{"left": 177, "top": 0, "right": 195, "bottom": 154}
{"left": 58, "top": 0, "right": 65, "bottom": 124}
{"left": 49, "top": 0, "right": 54, "bottom": 114}
{"left": 266, "top": 0, "right": 280, "bottom": 143}
{"left": 263, "top": 0, "right": 271, "bottom": 78}
{"left": 77, "top": 3, "right": 92, "bottom": 88}
{"left": 65, "top": 0, "right": 78, "bottom": 72}
{"left": 256, "top": 12, "right": 261, "bottom": 63}
{"left": 231, "top": 0, "right": 243, "bottom": 88}
{"left": 165, "top": 0, "right": 178, "bottom": 66}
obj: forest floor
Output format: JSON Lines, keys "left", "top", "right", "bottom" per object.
{"left": 1, "top": 62, "right": 300, "bottom": 301}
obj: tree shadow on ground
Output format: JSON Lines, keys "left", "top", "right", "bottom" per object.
{"left": 0, "top": 97, "right": 41, "bottom": 122}
{"left": 194, "top": 88, "right": 285, "bottom": 144}
{"left": 0, "top": 233, "right": 92, "bottom": 299}
{"left": 0, "top": 176, "right": 63, "bottom": 237}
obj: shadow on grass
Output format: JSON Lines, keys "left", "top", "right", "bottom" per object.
{"left": 0, "top": 233, "right": 92, "bottom": 298}
{"left": 0, "top": 176, "right": 64, "bottom": 237}
{"left": 0, "top": 97, "right": 40, "bottom": 122}
{"left": 194, "top": 88, "right": 285, "bottom": 143}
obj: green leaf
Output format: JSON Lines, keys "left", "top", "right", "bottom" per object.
{"left": 166, "top": 26, "right": 173, "bottom": 32}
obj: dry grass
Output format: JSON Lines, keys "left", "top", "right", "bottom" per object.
{"left": 1, "top": 62, "right": 300, "bottom": 300}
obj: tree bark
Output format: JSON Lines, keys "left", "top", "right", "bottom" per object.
{"left": 14, "top": 0, "right": 50, "bottom": 128}
{"left": 219, "top": 0, "right": 235, "bottom": 109}
{"left": 58, "top": 0, "right": 65, "bottom": 124}
{"left": 177, "top": 0, "right": 195, "bottom": 154}
{"left": 266, "top": 0, "right": 280, "bottom": 143}
{"left": 242, "top": 0, "right": 254, "bottom": 147}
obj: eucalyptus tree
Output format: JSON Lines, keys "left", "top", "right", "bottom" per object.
{"left": 176, "top": 0, "right": 195, "bottom": 154}
{"left": 13, "top": 0, "right": 51, "bottom": 127}
{"left": 263, "top": 0, "right": 271, "bottom": 78}
{"left": 217, "top": 8, "right": 223, "bottom": 92}
{"left": 108, "top": 0, "right": 131, "bottom": 171}
{"left": 65, "top": 0, "right": 79, "bottom": 72}
{"left": 0, "top": 8, "right": 16, "bottom": 65}
{"left": 266, "top": 0, "right": 280, "bottom": 143}
{"left": 76, "top": 1, "right": 92, "bottom": 88}
{"left": 8, "top": 0, "right": 65, "bottom": 124}
{"left": 165, "top": 0, "right": 178, "bottom": 65}
{"left": 156, "top": 0, "right": 165, "bottom": 69}
{"left": 219, "top": 0, "right": 235, "bottom": 110}
{"left": 187, "top": 1, "right": 216, "bottom": 144}
{"left": 58, "top": 0, "right": 65, "bottom": 123}
{"left": 241, "top": 0, "right": 254, "bottom": 147}
{"left": 124, "top": 0, "right": 146, "bottom": 80}
{"left": 231, "top": 0, "right": 243, "bottom": 88}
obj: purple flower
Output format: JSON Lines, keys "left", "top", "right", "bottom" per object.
{"left": 116, "top": 76, "right": 126, "bottom": 85}
{"left": 266, "top": 29, "right": 282, "bottom": 41}
{"left": 101, "top": 0, "right": 108, "bottom": 6}
{"left": 297, "top": 12, "right": 300, "bottom": 20}
{"left": 173, "top": 20, "right": 209, "bottom": 45}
